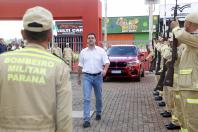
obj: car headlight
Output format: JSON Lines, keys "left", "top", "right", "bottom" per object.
{"left": 127, "top": 61, "right": 139, "bottom": 66}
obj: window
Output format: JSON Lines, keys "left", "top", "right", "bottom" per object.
{"left": 107, "top": 46, "right": 138, "bottom": 56}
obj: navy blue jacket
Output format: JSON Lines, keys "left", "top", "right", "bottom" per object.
{"left": 0, "top": 43, "right": 7, "bottom": 54}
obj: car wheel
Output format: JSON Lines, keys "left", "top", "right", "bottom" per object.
{"left": 136, "top": 75, "right": 141, "bottom": 82}
{"left": 141, "top": 69, "right": 145, "bottom": 77}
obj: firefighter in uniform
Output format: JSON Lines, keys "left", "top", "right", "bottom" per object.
{"left": 169, "top": 44, "right": 186, "bottom": 130}
{"left": 155, "top": 37, "right": 164, "bottom": 82}
{"left": 63, "top": 43, "right": 73, "bottom": 70}
{"left": 52, "top": 43, "right": 63, "bottom": 58}
{"left": 171, "top": 12, "right": 198, "bottom": 132}
{"left": 158, "top": 40, "right": 171, "bottom": 108}
{"left": 153, "top": 38, "right": 167, "bottom": 101}
{"left": 162, "top": 41, "right": 185, "bottom": 129}
{"left": 0, "top": 6, "right": 72, "bottom": 132}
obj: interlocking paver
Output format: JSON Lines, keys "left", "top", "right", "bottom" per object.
{"left": 71, "top": 73, "right": 179, "bottom": 132}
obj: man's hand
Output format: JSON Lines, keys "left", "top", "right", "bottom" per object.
{"left": 171, "top": 18, "right": 179, "bottom": 29}
{"left": 101, "top": 69, "right": 107, "bottom": 77}
{"left": 102, "top": 63, "right": 110, "bottom": 77}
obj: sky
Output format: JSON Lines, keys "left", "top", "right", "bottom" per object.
{"left": 0, "top": 0, "right": 198, "bottom": 39}
{"left": 101, "top": 0, "right": 198, "bottom": 17}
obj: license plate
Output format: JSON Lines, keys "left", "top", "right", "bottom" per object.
{"left": 111, "top": 70, "right": 121, "bottom": 74}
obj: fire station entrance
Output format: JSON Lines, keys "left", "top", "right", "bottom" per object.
{"left": 54, "top": 36, "right": 83, "bottom": 54}
{"left": 54, "top": 20, "right": 83, "bottom": 53}
{"left": 53, "top": 20, "right": 83, "bottom": 72}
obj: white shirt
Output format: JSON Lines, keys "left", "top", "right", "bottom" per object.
{"left": 78, "top": 46, "right": 110, "bottom": 74}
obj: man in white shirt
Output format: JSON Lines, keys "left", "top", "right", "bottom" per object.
{"left": 78, "top": 32, "right": 110, "bottom": 128}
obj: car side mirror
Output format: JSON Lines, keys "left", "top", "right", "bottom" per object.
{"left": 138, "top": 53, "right": 144, "bottom": 57}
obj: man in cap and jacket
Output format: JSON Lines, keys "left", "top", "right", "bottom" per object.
{"left": 0, "top": 6, "right": 72, "bottom": 132}
{"left": 171, "top": 12, "right": 198, "bottom": 89}
{"left": 171, "top": 12, "right": 198, "bottom": 131}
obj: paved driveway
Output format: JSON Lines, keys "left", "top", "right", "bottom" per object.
{"left": 71, "top": 73, "right": 179, "bottom": 132}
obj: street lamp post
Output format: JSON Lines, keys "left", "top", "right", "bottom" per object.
{"left": 103, "top": 0, "right": 108, "bottom": 49}
{"left": 145, "top": 0, "right": 159, "bottom": 46}
{"left": 148, "top": 4, "right": 154, "bottom": 46}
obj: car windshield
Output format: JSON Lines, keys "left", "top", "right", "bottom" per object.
{"left": 107, "top": 46, "right": 138, "bottom": 56}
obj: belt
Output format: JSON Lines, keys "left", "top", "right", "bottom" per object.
{"left": 83, "top": 72, "right": 101, "bottom": 76}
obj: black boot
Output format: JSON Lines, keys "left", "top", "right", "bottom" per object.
{"left": 165, "top": 123, "right": 180, "bottom": 130}
{"left": 83, "top": 121, "right": 91, "bottom": 128}
{"left": 162, "top": 111, "right": 171, "bottom": 117}
{"left": 160, "top": 111, "right": 168, "bottom": 115}
{"left": 153, "top": 91, "right": 159, "bottom": 96}
{"left": 95, "top": 115, "right": 101, "bottom": 120}
{"left": 158, "top": 101, "right": 166, "bottom": 107}
{"left": 155, "top": 96, "right": 163, "bottom": 101}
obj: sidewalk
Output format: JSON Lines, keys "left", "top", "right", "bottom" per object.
{"left": 71, "top": 73, "right": 179, "bottom": 132}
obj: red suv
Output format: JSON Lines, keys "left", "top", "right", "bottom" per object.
{"left": 105, "top": 45, "right": 145, "bottom": 81}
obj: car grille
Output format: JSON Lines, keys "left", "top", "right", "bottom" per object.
{"left": 110, "top": 62, "right": 127, "bottom": 67}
